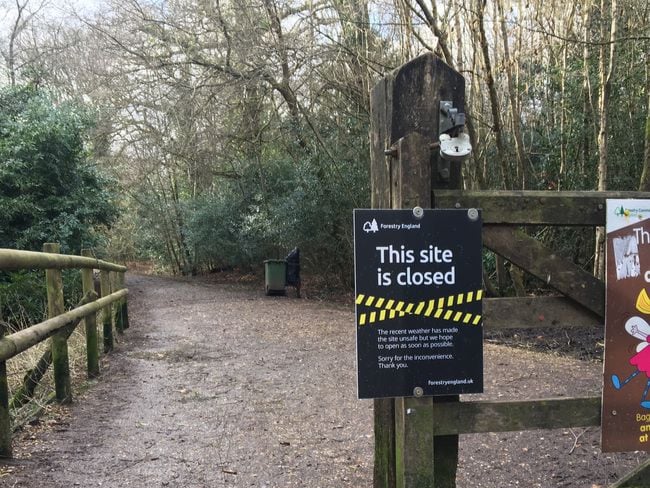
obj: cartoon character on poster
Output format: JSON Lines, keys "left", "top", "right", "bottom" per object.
{"left": 611, "top": 289, "right": 650, "bottom": 409}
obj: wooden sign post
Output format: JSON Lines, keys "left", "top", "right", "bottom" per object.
{"left": 369, "top": 53, "right": 466, "bottom": 488}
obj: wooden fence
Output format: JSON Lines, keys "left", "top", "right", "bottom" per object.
{"left": 370, "top": 53, "right": 650, "bottom": 487}
{"left": 0, "top": 244, "right": 129, "bottom": 458}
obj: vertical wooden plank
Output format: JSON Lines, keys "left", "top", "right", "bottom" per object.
{"left": 395, "top": 397, "right": 435, "bottom": 488}
{"left": 81, "top": 250, "right": 99, "bottom": 378}
{"left": 100, "top": 270, "right": 113, "bottom": 353}
{"left": 395, "top": 132, "right": 461, "bottom": 487}
{"left": 430, "top": 396, "right": 459, "bottom": 487}
{"left": 393, "top": 133, "right": 432, "bottom": 209}
{"left": 374, "top": 397, "right": 396, "bottom": 488}
{"left": 44, "top": 243, "right": 72, "bottom": 404}
{"left": 0, "top": 322, "right": 11, "bottom": 457}
{"left": 422, "top": 55, "right": 464, "bottom": 488}
{"left": 370, "top": 73, "right": 393, "bottom": 210}
{"left": 370, "top": 55, "right": 397, "bottom": 488}
{"left": 394, "top": 132, "right": 436, "bottom": 487}
{"left": 370, "top": 52, "right": 464, "bottom": 488}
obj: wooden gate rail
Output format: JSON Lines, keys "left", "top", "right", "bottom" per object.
{"left": 483, "top": 297, "right": 601, "bottom": 329}
{"left": 435, "top": 190, "right": 650, "bottom": 226}
{"left": 429, "top": 397, "right": 600, "bottom": 435}
{"left": 0, "top": 245, "right": 129, "bottom": 458}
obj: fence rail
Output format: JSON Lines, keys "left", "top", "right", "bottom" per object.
{"left": 0, "top": 249, "right": 126, "bottom": 272}
{"left": 0, "top": 290, "right": 127, "bottom": 361}
{"left": 0, "top": 244, "right": 129, "bottom": 458}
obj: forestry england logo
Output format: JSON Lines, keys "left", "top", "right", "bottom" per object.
{"left": 615, "top": 206, "right": 631, "bottom": 217}
{"left": 362, "top": 218, "right": 422, "bottom": 233}
{"left": 363, "top": 219, "right": 379, "bottom": 233}
{"left": 614, "top": 206, "right": 650, "bottom": 220}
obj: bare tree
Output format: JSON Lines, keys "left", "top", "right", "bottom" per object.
{"left": 497, "top": 0, "right": 528, "bottom": 189}
{"left": 638, "top": 59, "right": 650, "bottom": 191}
{"left": 594, "top": 0, "right": 619, "bottom": 279}
{"left": 1, "top": 0, "right": 47, "bottom": 86}
{"left": 473, "top": 0, "right": 510, "bottom": 189}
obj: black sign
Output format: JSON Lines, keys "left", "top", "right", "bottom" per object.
{"left": 354, "top": 209, "right": 483, "bottom": 399}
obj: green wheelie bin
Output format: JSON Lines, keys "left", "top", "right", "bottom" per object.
{"left": 264, "top": 259, "right": 286, "bottom": 295}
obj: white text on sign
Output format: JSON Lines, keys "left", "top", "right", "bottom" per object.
{"left": 375, "top": 244, "right": 456, "bottom": 286}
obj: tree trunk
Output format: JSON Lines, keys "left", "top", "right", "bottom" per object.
{"left": 639, "top": 69, "right": 650, "bottom": 192}
{"left": 7, "top": 0, "right": 29, "bottom": 87}
{"left": 581, "top": 1, "right": 594, "bottom": 177}
{"left": 474, "top": 0, "right": 510, "bottom": 189}
{"left": 413, "top": 0, "right": 453, "bottom": 65}
{"left": 262, "top": 0, "right": 309, "bottom": 150}
{"left": 593, "top": 0, "right": 618, "bottom": 279}
{"left": 497, "top": 0, "right": 527, "bottom": 190}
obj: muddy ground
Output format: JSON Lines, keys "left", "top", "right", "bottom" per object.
{"left": 1, "top": 273, "right": 648, "bottom": 487}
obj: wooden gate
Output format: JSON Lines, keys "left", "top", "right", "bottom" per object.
{"left": 369, "top": 53, "right": 650, "bottom": 488}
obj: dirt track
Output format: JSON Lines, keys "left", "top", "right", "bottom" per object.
{"left": 1, "top": 274, "right": 647, "bottom": 487}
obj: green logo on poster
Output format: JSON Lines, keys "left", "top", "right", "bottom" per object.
{"left": 615, "top": 206, "right": 631, "bottom": 217}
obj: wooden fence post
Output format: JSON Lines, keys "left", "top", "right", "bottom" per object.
{"left": 81, "top": 250, "right": 99, "bottom": 378}
{"left": 111, "top": 272, "right": 124, "bottom": 335}
{"left": 0, "top": 325, "right": 11, "bottom": 458}
{"left": 44, "top": 243, "right": 72, "bottom": 404}
{"left": 100, "top": 270, "right": 113, "bottom": 353}
{"left": 370, "top": 53, "right": 465, "bottom": 487}
{"left": 120, "top": 272, "right": 130, "bottom": 330}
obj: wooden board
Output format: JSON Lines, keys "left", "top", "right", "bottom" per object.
{"left": 395, "top": 397, "right": 434, "bottom": 488}
{"left": 483, "top": 226, "right": 605, "bottom": 317}
{"left": 484, "top": 296, "right": 601, "bottom": 329}
{"left": 430, "top": 397, "right": 601, "bottom": 435}
{"left": 393, "top": 133, "right": 432, "bottom": 209}
{"left": 435, "top": 190, "right": 650, "bottom": 226}
{"left": 370, "top": 74, "right": 392, "bottom": 210}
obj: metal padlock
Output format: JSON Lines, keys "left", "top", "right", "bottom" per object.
{"left": 439, "top": 132, "right": 472, "bottom": 162}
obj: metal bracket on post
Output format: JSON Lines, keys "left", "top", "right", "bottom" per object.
{"left": 439, "top": 101, "right": 465, "bottom": 135}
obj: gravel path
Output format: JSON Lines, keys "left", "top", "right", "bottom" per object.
{"left": 1, "top": 274, "right": 647, "bottom": 487}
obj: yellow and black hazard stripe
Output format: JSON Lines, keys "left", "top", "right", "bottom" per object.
{"left": 356, "top": 290, "right": 483, "bottom": 326}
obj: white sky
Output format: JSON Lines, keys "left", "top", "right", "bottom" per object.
{"left": 0, "top": 0, "right": 103, "bottom": 35}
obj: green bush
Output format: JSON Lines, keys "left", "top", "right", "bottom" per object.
{"left": 0, "top": 86, "right": 118, "bottom": 328}
{"left": 183, "top": 150, "right": 369, "bottom": 283}
{"left": 0, "top": 86, "right": 117, "bottom": 254}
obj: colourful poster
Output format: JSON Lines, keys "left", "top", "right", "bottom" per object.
{"left": 602, "top": 199, "right": 650, "bottom": 452}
